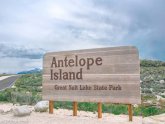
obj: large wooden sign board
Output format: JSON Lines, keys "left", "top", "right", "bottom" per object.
{"left": 42, "top": 46, "right": 141, "bottom": 104}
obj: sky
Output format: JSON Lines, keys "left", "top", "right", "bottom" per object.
{"left": 0, "top": 0, "right": 165, "bottom": 73}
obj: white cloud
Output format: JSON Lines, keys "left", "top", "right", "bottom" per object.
{"left": 0, "top": 0, "right": 165, "bottom": 73}
{"left": 0, "top": 57, "right": 42, "bottom": 74}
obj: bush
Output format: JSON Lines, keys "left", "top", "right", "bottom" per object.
{"left": 53, "top": 102, "right": 142, "bottom": 116}
{"left": 102, "top": 104, "right": 127, "bottom": 115}
{"left": 54, "top": 101, "right": 73, "bottom": 109}
{"left": 141, "top": 106, "right": 164, "bottom": 117}
{"left": 11, "top": 92, "right": 32, "bottom": 105}
{"left": 79, "top": 102, "right": 97, "bottom": 112}
{"left": 0, "top": 90, "right": 10, "bottom": 101}
{"left": 0, "top": 73, "right": 42, "bottom": 105}
{"left": 140, "top": 60, "right": 164, "bottom": 67}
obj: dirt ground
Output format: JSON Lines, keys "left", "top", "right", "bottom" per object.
{"left": 0, "top": 103, "right": 142, "bottom": 124}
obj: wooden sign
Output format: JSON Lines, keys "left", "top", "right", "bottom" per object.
{"left": 42, "top": 46, "right": 141, "bottom": 104}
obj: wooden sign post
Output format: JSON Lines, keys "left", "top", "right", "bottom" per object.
{"left": 49, "top": 100, "right": 54, "bottom": 114}
{"left": 42, "top": 46, "right": 141, "bottom": 121}
{"left": 128, "top": 104, "right": 133, "bottom": 121}
{"left": 98, "top": 102, "right": 102, "bottom": 118}
{"left": 73, "top": 101, "right": 78, "bottom": 116}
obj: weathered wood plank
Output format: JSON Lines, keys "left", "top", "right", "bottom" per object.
{"left": 43, "top": 50, "right": 138, "bottom": 62}
{"left": 43, "top": 95, "right": 141, "bottom": 104}
{"left": 44, "top": 46, "right": 138, "bottom": 56}
{"left": 43, "top": 52, "right": 139, "bottom": 68}
{"left": 42, "top": 84, "right": 140, "bottom": 96}
{"left": 42, "top": 46, "right": 141, "bottom": 104}
{"left": 43, "top": 64, "right": 139, "bottom": 74}
{"left": 43, "top": 75, "right": 140, "bottom": 84}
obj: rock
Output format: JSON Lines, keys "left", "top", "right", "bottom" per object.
{"left": 133, "top": 104, "right": 138, "bottom": 108}
{"left": 34, "top": 101, "right": 49, "bottom": 112}
{"left": 148, "top": 100, "right": 153, "bottom": 104}
{"left": 2, "top": 108, "right": 12, "bottom": 115}
{"left": 143, "top": 117, "right": 163, "bottom": 124}
{"left": 159, "top": 97, "right": 165, "bottom": 106}
{"left": 13, "top": 105, "right": 31, "bottom": 117}
{"left": 0, "top": 109, "right": 4, "bottom": 114}
{"left": 150, "top": 88, "right": 153, "bottom": 92}
{"left": 156, "top": 95, "right": 162, "bottom": 101}
{"left": 160, "top": 92, "right": 165, "bottom": 96}
{"left": 159, "top": 80, "right": 165, "bottom": 84}
{"left": 143, "top": 114, "right": 165, "bottom": 124}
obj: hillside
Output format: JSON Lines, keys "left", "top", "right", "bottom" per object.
{"left": 17, "top": 68, "right": 42, "bottom": 74}
{"left": 140, "top": 60, "right": 165, "bottom": 116}
{"left": 0, "top": 59, "right": 165, "bottom": 117}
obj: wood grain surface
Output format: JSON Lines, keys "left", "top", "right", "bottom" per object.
{"left": 42, "top": 46, "right": 141, "bottom": 104}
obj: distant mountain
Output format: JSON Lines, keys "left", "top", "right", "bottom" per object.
{"left": 17, "top": 68, "right": 42, "bottom": 74}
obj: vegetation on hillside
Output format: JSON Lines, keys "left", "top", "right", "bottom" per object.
{"left": 0, "top": 74, "right": 11, "bottom": 77}
{"left": 140, "top": 60, "right": 165, "bottom": 116}
{"left": 0, "top": 73, "right": 42, "bottom": 105}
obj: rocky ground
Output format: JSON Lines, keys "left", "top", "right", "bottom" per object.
{"left": 140, "top": 60, "right": 165, "bottom": 117}
{"left": 0, "top": 103, "right": 142, "bottom": 124}
{"left": 143, "top": 114, "right": 165, "bottom": 124}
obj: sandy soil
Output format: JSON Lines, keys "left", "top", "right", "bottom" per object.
{"left": 143, "top": 114, "right": 165, "bottom": 124}
{"left": 0, "top": 103, "right": 142, "bottom": 124}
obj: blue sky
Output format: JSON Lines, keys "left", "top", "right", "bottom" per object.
{"left": 0, "top": 0, "right": 165, "bottom": 73}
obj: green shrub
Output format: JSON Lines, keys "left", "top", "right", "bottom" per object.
{"left": 54, "top": 101, "right": 73, "bottom": 109}
{"left": 78, "top": 102, "right": 97, "bottom": 112}
{"left": 140, "top": 60, "right": 164, "bottom": 67}
{"left": 102, "top": 104, "right": 128, "bottom": 115}
{"left": 53, "top": 102, "right": 141, "bottom": 116}
{"left": 142, "top": 106, "right": 162, "bottom": 117}
{"left": 0, "top": 73, "right": 42, "bottom": 105}
{"left": 0, "top": 90, "right": 9, "bottom": 101}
